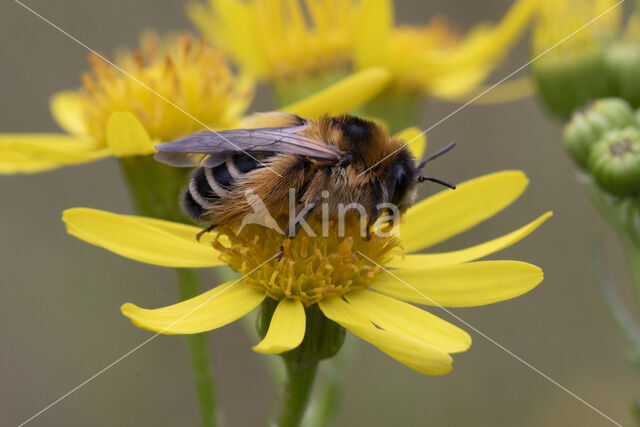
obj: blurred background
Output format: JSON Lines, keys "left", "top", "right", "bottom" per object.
{"left": 0, "top": 0, "right": 636, "bottom": 426}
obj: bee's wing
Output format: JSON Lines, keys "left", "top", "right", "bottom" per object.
{"left": 154, "top": 125, "right": 342, "bottom": 168}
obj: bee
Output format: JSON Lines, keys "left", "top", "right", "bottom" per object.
{"left": 155, "top": 112, "right": 455, "bottom": 239}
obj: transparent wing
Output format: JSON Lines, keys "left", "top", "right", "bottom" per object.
{"left": 154, "top": 125, "right": 342, "bottom": 168}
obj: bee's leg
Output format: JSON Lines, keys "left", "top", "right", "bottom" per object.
{"left": 277, "top": 237, "right": 290, "bottom": 261}
{"left": 364, "top": 215, "right": 379, "bottom": 241}
{"left": 196, "top": 223, "right": 217, "bottom": 242}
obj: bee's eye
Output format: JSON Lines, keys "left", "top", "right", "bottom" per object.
{"left": 389, "top": 166, "right": 411, "bottom": 207}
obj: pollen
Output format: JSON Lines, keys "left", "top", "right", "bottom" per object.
{"left": 77, "top": 32, "right": 251, "bottom": 146}
{"left": 213, "top": 217, "right": 401, "bottom": 306}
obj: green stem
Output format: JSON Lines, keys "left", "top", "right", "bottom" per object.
{"left": 623, "top": 238, "right": 640, "bottom": 304}
{"left": 303, "top": 334, "right": 356, "bottom": 427}
{"left": 118, "top": 155, "right": 221, "bottom": 427}
{"left": 177, "top": 269, "right": 220, "bottom": 427}
{"left": 592, "top": 238, "right": 640, "bottom": 363}
{"left": 586, "top": 183, "right": 640, "bottom": 306}
{"left": 259, "top": 301, "right": 345, "bottom": 427}
{"left": 305, "top": 378, "right": 339, "bottom": 427}
{"left": 119, "top": 155, "right": 190, "bottom": 223}
{"left": 278, "top": 359, "right": 319, "bottom": 427}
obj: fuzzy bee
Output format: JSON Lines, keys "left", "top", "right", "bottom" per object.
{"left": 155, "top": 112, "right": 455, "bottom": 238}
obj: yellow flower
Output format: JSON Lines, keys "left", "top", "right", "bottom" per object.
{"left": 531, "top": 0, "right": 622, "bottom": 117}
{"left": 0, "top": 31, "right": 391, "bottom": 174}
{"left": 62, "top": 165, "right": 551, "bottom": 375}
{"left": 189, "top": 0, "right": 537, "bottom": 100}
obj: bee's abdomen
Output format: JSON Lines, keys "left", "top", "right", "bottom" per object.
{"left": 181, "top": 155, "right": 261, "bottom": 222}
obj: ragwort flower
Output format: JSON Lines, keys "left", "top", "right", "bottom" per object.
{"left": 63, "top": 167, "right": 551, "bottom": 375}
{"left": 0, "top": 32, "right": 253, "bottom": 173}
{"left": 189, "top": 0, "right": 537, "bottom": 101}
{"left": 0, "top": 31, "right": 390, "bottom": 174}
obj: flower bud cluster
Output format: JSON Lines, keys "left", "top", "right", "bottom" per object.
{"left": 564, "top": 97, "right": 640, "bottom": 243}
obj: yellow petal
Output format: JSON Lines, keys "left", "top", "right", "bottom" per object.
{"left": 189, "top": 0, "right": 267, "bottom": 78}
{"left": 426, "top": 65, "right": 493, "bottom": 99}
{"left": 345, "top": 290, "right": 470, "bottom": 353}
{"left": 0, "top": 134, "right": 110, "bottom": 174}
{"left": 389, "top": 212, "right": 552, "bottom": 269}
{"left": 401, "top": 171, "right": 529, "bottom": 253}
{"left": 280, "top": 67, "right": 392, "bottom": 118}
{"left": 106, "top": 111, "right": 156, "bottom": 157}
{"left": 414, "top": 0, "right": 536, "bottom": 98}
{"left": 464, "top": 0, "right": 536, "bottom": 66}
{"left": 370, "top": 260, "right": 543, "bottom": 307}
{"left": 253, "top": 298, "right": 305, "bottom": 354}
{"left": 456, "top": 77, "right": 537, "bottom": 105}
{"left": 354, "top": 0, "right": 392, "bottom": 69}
{"left": 318, "top": 297, "right": 452, "bottom": 375}
{"left": 50, "top": 91, "right": 88, "bottom": 136}
{"left": 122, "top": 281, "right": 265, "bottom": 334}
{"left": 62, "top": 208, "right": 224, "bottom": 268}
{"left": 394, "top": 127, "right": 426, "bottom": 160}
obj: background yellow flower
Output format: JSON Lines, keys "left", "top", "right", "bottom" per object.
{"left": 0, "top": 31, "right": 390, "bottom": 174}
{"left": 190, "top": 0, "right": 536, "bottom": 99}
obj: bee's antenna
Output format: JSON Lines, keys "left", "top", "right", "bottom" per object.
{"left": 418, "top": 176, "right": 456, "bottom": 190}
{"left": 417, "top": 141, "right": 457, "bottom": 169}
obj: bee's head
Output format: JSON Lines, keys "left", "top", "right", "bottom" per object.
{"left": 384, "top": 141, "right": 457, "bottom": 212}
{"left": 384, "top": 148, "right": 419, "bottom": 211}
{"left": 323, "top": 114, "right": 456, "bottom": 211}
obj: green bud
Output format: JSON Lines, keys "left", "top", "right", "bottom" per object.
{"left": 562, "top": 98, "right": 637, "bottom": 168}
{"left": 605, "top": 42, "right": 640, "bottom": 108}
{"left": 532, "top": 50, "right": 614, "bottom": 119}
{"left": 258, "top": 298, "right": 345, "bottom": 368}
{"left": 588, "top": 127, "right": 640, "bottom": 197}
{"left": 530, "top": 0, "right": 622, "bottom": 118}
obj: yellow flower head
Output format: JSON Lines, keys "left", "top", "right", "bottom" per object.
{"left": 0, "top": 32, "right": 255, "bottom": 173}
{"left": 74, "top": 32, "right": 252, "bottom": 148}
{"left": 63, "top": 164, "right": 551, "bottom": 375}
{"left": 215, "top": 219, "right": 400, "bottom": 306}
{"left": 189, "top": 0, "right": 537, "bottom": 99}
{"left": 532, "top": 0, "right": 621, "bottom": 57}
{"left": 189, "top": 0, "right": 362, "bottom": 83}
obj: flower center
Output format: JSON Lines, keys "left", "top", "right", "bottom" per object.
{"left": 77, "top": 32, "right": 251, "bottom": 146}
{"left": 213, "top": 217, "right": 400, "bottom": 306}
{"left": 609, "top": 139, "right": 633, "bottom": 157}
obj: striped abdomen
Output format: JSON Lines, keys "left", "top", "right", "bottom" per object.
{"left": 181, "top": 155, "right": 261, "bottom": 222}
